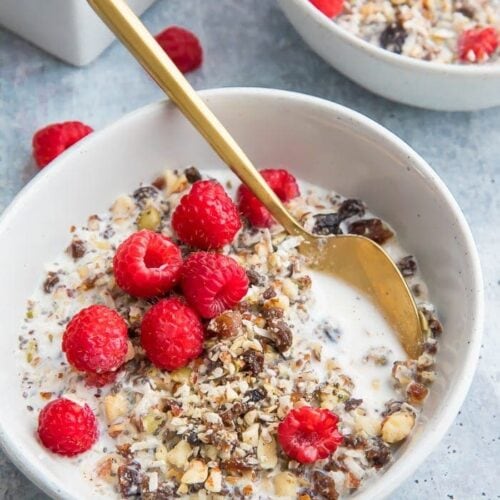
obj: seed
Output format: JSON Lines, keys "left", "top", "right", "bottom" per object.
{"left": 137, "top": 207, "right": 161, "bottom": 230}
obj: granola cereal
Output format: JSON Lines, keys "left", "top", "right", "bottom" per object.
{"left": 18, "top": 168, "right": 441, "bottom": 498}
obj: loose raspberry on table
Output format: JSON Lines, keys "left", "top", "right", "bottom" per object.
{"left": 172, "top": 180, "right": 241, "bottom": 249}
{"left": 32, "top": 121, "right": 93, "bottom": 168}
{"left": 141, "top": 297, "right": 204, "bottom": 371}
{"left": 155, "top": 26, "right": 203, "bottom": 73}
{"left": 458, "top": 26, "right": 499, "bottom": 63}
{"left": 181, "top": 252, "right": 249, "bottom": 319}
{"left": 309, "top": 0, "right": 344, "bottom": 18}
{"left": 278, "top": 406, "right": 343, "bottom": 463}
{"left": 37, "top": 398, "right": 98, "bottom": 456}
{"left": 237, "top": 168, "right": 300, "bottom": 228}
{"left": 62, "top": 305, "right": 129, "bottom": 374}
{"left": 113, "top": 229, "right": 183, "bottom": 298}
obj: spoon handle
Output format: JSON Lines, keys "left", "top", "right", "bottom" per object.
{"left": 88, "top": 0, "right": 306, "bottom": 236}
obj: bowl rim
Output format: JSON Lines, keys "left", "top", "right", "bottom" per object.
{"left": 289, "top": 0, "right": 500, "bottom": 76}
{"left": 0, "top": 87, "right": 484, "bottom": 499}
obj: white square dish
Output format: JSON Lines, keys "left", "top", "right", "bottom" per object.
{"left": 0, "top": 0, "right": 156, "bottom": 66}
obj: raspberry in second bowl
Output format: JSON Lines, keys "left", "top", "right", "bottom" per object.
{"left": 181, "top": 252, "right": 249, "bottom": 319}
{"left": 113, "top": 229, "right": 183, "bottom": 298}
{"left": 62, "top": 305, "right": 129, "bottom": 374}
{"left": 140, "top": 297, "right": 204, "bottom": 371}
{"left": 172, "top": 180, "right": 241, "bottom": 249}
{"left": 37, "top": 398, "right": 99, "bottom": 457}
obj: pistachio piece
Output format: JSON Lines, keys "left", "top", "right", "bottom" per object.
{"left": 137, "top": 206, "right": 161, "bottom": 230}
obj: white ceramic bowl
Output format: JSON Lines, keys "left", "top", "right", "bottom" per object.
{"left": 0, "top": 88, "right": 483, "bottom": 499}
{"left": 0, "top": 0, "right": 156, "bottom": 66}
{"left": 277, "top": 0, "right": 500, "bottom": 111}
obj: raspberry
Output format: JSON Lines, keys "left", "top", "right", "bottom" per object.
{"left": 458, "top": 26, "right": 499, "bottom": 62}
{"left": 113, "top": 230, "right": 183, "bottom": 298}
{"left": 181, "top": 252, "right": 249, "bottom": 319}
{"left": 141, "top": 297, "right": 204, "bottom": 371}
{"left": 155, "top": 26, "right": 203, "bottom": 73}
{"left": 62, "top": 305, "right": 128, "bottom": 374}
{"left": 172, "top": 180, "right": 241, "bottom": 249}
{"left": 237, "top": 169, "right": 300, "bottom": 228}
{"left": 32, "top": 121, "right": 93, "bottom": 168}
{"left": 278, "top": 406, "right": 343, "bottom": 463}
{"left": 309, "top": 0, "right": 344, "bottom": 18}
{"left": 84, "top": 371, "right": 118, "bottom": 388}
{"left": 37, "top": 398, "right": 98, "bottom": 456}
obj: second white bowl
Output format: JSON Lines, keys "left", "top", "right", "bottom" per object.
{"left": 277, "top": 0, "right": 500, "bottom": 111}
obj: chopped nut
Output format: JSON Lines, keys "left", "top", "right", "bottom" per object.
{"left": 274, "top": 471, "right": 299, "bottom": 497}
{"left": 103, "top": 393, "right": 128, "bottom": 424}
{"left": 381, "top": 411, "right": 415, "bottom": 443}
{"left": 257, "top": 434, "right": 278, "bottom": 469}
{"left": 205, "top": 467, "right": 222, "bottom": 493}
{"left": 242, "top": 423, "right": 260, "bottom": 447}
{"left": 181, "top": 460, "right": 208, "bottom": 484}
{"left": 171, "top": 366, "right": 192, "bottom": 384}
{"left": 397, "top": 255, "right": 417, "bottom": 277}
{"left": 166, "top": 440, "right": 192, "bottom": 468}
{"left": 111, "top": 195, "right": 135, "bottom": 219}
{"left": 67, "top": 239, "right": 86, "bottom": 260}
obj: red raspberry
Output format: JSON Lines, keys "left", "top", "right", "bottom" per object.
{"left": 237, "top": 169, "right": 300, "bottom": 228}
{"left": 32, "top": 121, "right": 93, "bottom": 168}
{"left": 458, "top": 26, "right": 499, "bottom": 62}
{"left": 278, "top": 406, "right": 343, "bottom": 463}
{"left": 309, "top": 0, "right": 344, "bottom": 18}
{"left": 113, "top": 230, "right": 183, "bottom": 298}
{"left": 181, "top": 252, "right": 249, "bottom": 319}
{"left": 141, "top": 297, "right": 204, "bottom": 371}
{"left": 37, "top": 398, "right": 98, "bottom": 456}
{"left": 62, "top": 305, "right": 128, "bottom": 374}
{"left": 155, "top": 26, "right": 203, "bottom": 73}
{"left": 84, "top": 371, "right": 118, "bottom": 388}
{"left": 172, "top": 180, "right": 241, "bottom": 249}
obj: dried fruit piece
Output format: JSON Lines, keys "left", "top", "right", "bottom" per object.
{"left": 155, "top": 26, "right": 203, "bottom": 73}
{"left": 380, "top": 23, "right": 408, "bottom": 54}
{"left": 348, "top": 218, "right": 394, "bottom": 244}
{"left": 397, "top": 255, "right": 417, "bottom": 277}
{"left": 278, "top": 406, "right": 343, "bottom": 463}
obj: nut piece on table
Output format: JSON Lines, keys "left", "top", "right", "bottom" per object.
{"left": 381, "top": 411, "right": 415, "bottom": 444}
{"left": 103, "top": 393, "right": 128, "bottom": 424}
{"left": 166, "top": 439, "right": 193, "bottom": 468}
{"left": 257, "top": 434, "right": 278, "bottom": 469}
{"left": 274, "top": 471, "right": 299, "bottom": 497}
{"left": 205, "top": 467, "right": 222, "bottom": 493}
{"left": 181, "top": 459, "right": 208, "bottom": 484}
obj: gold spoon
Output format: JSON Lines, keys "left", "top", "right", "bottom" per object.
{"left": 88, "top": 0, "right": 424, "bottom": 358}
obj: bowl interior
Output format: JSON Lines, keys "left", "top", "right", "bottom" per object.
{"left": 0, "top": 89, "right": 482, "bottom": 499}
